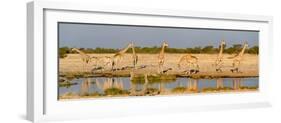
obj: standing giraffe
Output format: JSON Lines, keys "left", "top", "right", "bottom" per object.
{"left": 228, "top": 42, "right": 248, "bottom": 73}
{"left": 131, "top": 43, "right": 138, "bottom": 69}
{"left": 158, "top": 41, "right": 169, "bottom": 74}
{"left": 177, "top": 54, "right": 199, "bottom": 73}
{"left": 71, "top": 48, "right": 92, "bottom": 72}
{"left": 111, "top": 42, "right": 133, "bottom": 70}
{"left": 91, "top": 56, "right": 112, "bottom": 72}
{"left": 214, "top": 40, "right": 226, "bottom": 72}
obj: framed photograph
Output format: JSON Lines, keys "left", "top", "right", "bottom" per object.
{"left": 27, "top": 1, "right": 273, "bottom": 122}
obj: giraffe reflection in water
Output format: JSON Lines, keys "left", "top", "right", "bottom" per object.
{"left": 80, "top": 78, "right": 91, "bottom": 96}
{"left": 59, "top": 77, "right": 258, "bottom": 99}
{"left": 232, "top": 78, "right": 242, "bottom": 90}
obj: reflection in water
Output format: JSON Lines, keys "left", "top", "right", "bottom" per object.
{"left": 100, "top": 78, "right": 124, "bottom": 90}
{"left": 187, "top": 79, "right": 198, "bottom": 92}
{"left": 80, "top": 78, "right": 91, "bottom": 96}
{"left": 59, "top": 77, "right": 258, "bottom": 98}
{"left": 129, "top": 74, "right": 158, "bottom": 96}
{"left": 160, "top": 82, "right": 166, "bottom": 93}
{"left": 216, "top": 78, "right": 223, "bottom": 89}
{"left": 233, "top": 78, "right": 241, "bottom": 90}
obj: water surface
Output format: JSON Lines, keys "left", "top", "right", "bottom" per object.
{"left": 59, "top": 77, "right": 258, "bottom": 96}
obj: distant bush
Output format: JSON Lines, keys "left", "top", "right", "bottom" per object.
{"left": 202, "top": 45, "right": 217, "bottom": 54}
{"left": 246, "top": 46, "right": 259, "bottom": 54}
{"left": 59, "top": 44, "right": 259, "bottom": 55}
{"left": 59, "top": 47, "right": 71, "bottom": 58}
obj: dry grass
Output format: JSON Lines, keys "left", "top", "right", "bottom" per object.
{"left": 59, "top": 53, "right": 258, "bottom": 76}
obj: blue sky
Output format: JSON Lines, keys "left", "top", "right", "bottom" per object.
{"left": 58, "top": 22, "right": 258, "bottom": 49}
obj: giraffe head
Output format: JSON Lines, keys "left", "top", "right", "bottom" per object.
{"left": 162, "top": 41, "right": 169, "bottom": 47}
{"left": 220, "top": 40, "right": 226, "bottom": 49}
{"left": 71, "top": 48, "right": 79, "bottom": 52}
{"left": 244, "top": 42, "right": 249, "bottom": 48}
{"left": 221, "top": 40, "right": 226, "bottom": 46}
{"left": 128, "top": 42, "right": 134, "bottom": 48}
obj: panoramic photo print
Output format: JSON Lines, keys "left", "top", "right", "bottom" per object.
{"left": 58, "top": 22, "right": 259, "bottom": 100}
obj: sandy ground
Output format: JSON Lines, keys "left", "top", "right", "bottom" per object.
{"left": 59, "top": 89, "right": 258, "bottom": 100}
{"left": 59, "top": 53, "right": 258, "bottom": 77}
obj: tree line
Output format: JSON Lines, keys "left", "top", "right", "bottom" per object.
{"left": 59, "top": 44, "right": 259, "bottom": 58}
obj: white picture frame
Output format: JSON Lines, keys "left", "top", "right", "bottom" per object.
{"left": 27, "top": 0, "right": 273, "bottom": 122}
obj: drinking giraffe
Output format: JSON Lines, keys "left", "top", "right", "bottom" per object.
{"left": 228, "top": 42, "right": 248, "bottom": 73}
{"left": 71, "top": 48, "right": 92, "bottom": 72}
{"left": 177, "top": 54, "right": 199, "bottom": 74}
{"left": 111, "top": 42, "right": 133, "bottom": 70}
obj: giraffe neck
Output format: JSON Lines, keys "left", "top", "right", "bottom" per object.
{"left": 118, "top": 44, "right": 131, "bottom": 54}
{"left": 132, "top": 45, "right": 136, "bottom": 55}
{"left": 74, "top": 49, "right": 86, "bottom": 56}
{"left": 160, "top": 44, "right": 166, "bottom": 56}
{"left": 132, "top": 45, "right": 137, "bottom": 62}
{"left": 218, "top": 43, "right": 224, "bottom": 56}
{"left": 238, "top": 44, "right": 247, "bottom": 57}
{"left": 178, "top": 56, "right": 185, "bottom": 64}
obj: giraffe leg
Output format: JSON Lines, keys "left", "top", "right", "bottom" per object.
{"left": 189, "top": 63, "right": 193, "bottom": 74}
{"left": 160, "top": 64, "right": 163, "bottom": 74}
{"left": 158, "top": 64, "right": 160, "bottom": 74}
{"left": 158, "top": 60, "right": 164, "bottom": 74}
{"left": 237, "top": 61, "right": 242, "bottom": 73}
{"left": 216, "top": 61, "right": 223, "bottom": 72}
{"left": 191, "top": 63, "right": 197, "bottom": 74}
{"left": 234, "top": 61, "right": 240, "bottom": 73}
{"left": 188, "top": 63, "right": 193, "bottom": 74}
{"left": 111, "top": 59, "right": 117, "bottom": 71}
{"left": 160, "top": 65, "right": 162, "bottom": 74}
{"left": 231, "top": 60, "right": 238, "bottom": 73}
{"left": 83, "top": 62, "right": 86, "bottom": 73}
{"left": 158, "top": 64, "right": 162, "bottom": 74}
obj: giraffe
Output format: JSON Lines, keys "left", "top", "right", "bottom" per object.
{"left": 131, "top": 43, "right": 138, "bottom": 69}
{"left": 71, "top": 48, "right": 92, "bottom": 72}
{"left": 158, "top": 41, "right": 169, "bottom": 74}
{"left": 177, "top": 54, "right": 199, "bottom": 74}
{"left": 111, "top": 42, "right": 133, "bottom": 70}
{"left": 91, "top": 56, "right": 112, "bottom": 72}
{"left": 214, "top": 40, "right": 226, "bottom": 72}
{"left": 228, "top": 42, "right": 248, "bottom": 73}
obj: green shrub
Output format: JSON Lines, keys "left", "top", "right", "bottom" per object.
{"left": 59, "top": 45, "right": 259, "bottom": 54}
{"left": 172, "top": 87, "right": 187, "bottom": 93}
{"left": 104, "top": 88, "right": 123, "bottom": 95}
{"left": 59, "top": 47, "right": 71, "bottom": 58}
